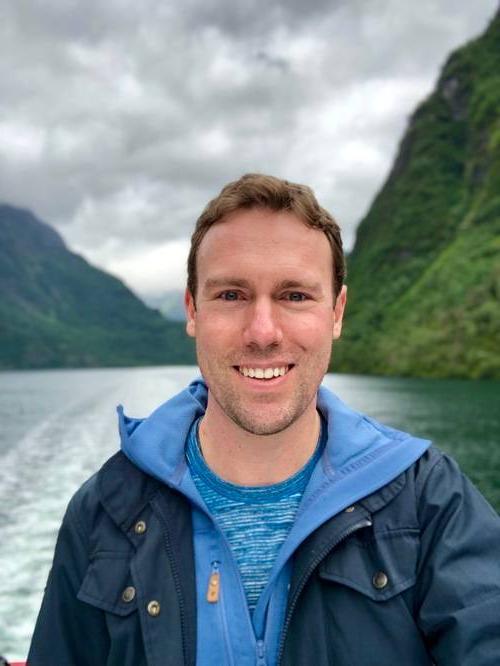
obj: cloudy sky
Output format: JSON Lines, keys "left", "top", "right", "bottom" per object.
{"left": 0, "top": 0, "right": 497, "bottom": 300}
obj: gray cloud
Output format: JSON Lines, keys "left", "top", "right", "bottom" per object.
{"left": 0, "top": 0, "right": 497, "bottom": 296}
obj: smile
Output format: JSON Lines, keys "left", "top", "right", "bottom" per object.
{"left": 238, "top": 365, "right": 292, "bottom": 379}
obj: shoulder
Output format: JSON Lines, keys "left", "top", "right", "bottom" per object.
{"left": 65, "top": 451, "right": 161, "bottom": 546}
{"left": 66, "top": 451, "right": 123, "bottom": 520}
{"left": 406, "top": 444, "right": 455, "bottom": 499}
{"left": 414, "top": 450, "right": 500, "bottom": 557}
{"left": 363, "top": 445, "right": 499, "bottom": 536}
{"left": 409, "top": 446, "right": 498, "bottom": 521}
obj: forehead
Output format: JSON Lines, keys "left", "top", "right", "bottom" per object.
{"left": 196, "top": 208, "right": 333, "bottom": 288}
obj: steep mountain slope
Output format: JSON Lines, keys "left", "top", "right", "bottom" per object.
{"left": 0, "top": 204, "right": 195, "bottom": 368}
{"left": 335, "top": 10, "right": 500, "bottom": 379}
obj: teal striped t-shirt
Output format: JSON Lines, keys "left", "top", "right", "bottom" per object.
{"left": 186, "top": 417, "right": 325, "bottom": 612}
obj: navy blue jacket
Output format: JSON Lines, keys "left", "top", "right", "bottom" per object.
{"left": 28, "top": 444, "right": 500, "bottom": 665}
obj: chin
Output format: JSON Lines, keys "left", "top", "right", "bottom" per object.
{"left": 229, "top": 407, "right": 301, "bottom": 437}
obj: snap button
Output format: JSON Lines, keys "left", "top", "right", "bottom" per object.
{"left": 134, "top": 520, "right": 147, "bottom": 535}
{"left": 345, "top": 505, "right": 356, "bottom": 513}
{"left": 372, "top": 571, "right": 388, "bottom": 589}
{"left": 121, "top": 586, "right": 136, "bottom": 603}
{"left": 147, "top": 600, "right": 161, "bottom": 617}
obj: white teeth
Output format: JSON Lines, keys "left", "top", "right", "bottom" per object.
{"left": 239, "top": 365, "right": 290, "bottom": 379}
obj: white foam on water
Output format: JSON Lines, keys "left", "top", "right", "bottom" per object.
{"left": 0, "top": 382, "right": 121, "bottom": 658}
{"left": 0, "top": 365, "right": 198, "bottom": 661}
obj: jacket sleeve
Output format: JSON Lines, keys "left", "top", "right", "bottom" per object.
{"left": 416, "top": 452, "right": 500, "bottom": 665}
{"left": 27, "top": 495, "right": 110, "bottom": 666}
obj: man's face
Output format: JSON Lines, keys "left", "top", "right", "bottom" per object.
{"left": 185, "top": 208, "right": 346, "bottom": 436}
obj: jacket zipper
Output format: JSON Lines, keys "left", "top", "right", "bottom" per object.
{"left": 208, "top": 560, "right": 236, "bottom": 666}
{"left": 207, "top": 560, "right": 221, "bottom": 603}
{"left": 276, "top": 517, "right": 373, "bottom": 665}
{"left": 206, "top": 559, "right": 266, "bottom": 665}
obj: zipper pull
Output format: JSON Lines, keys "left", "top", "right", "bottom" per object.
{"left": 207, "top": 561, "right": 220, "bottom": 603}
{"left": 256, "top": 639, "right": 266, "bottom": 665}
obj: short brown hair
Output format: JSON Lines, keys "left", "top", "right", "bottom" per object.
{"left": 187, "top": 173, "right": 346, "bottom": 300}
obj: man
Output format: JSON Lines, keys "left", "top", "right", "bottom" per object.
{"left": 29, "top": 174, "right": 500, "bottom": 665}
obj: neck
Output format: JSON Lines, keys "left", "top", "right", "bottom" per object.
{"left": 198, "top": 397, "right": 321, "bottom": 486}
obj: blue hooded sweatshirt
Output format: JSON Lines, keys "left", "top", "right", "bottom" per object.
{"left": 119, "top": 378, "right": 430, "bottom": 666}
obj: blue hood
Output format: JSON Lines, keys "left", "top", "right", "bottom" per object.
{"left": 117, "top": 377, "right": 207, "bottom": 486}
{"left": 118, "top": 377, "right": 430, "bottom": 495}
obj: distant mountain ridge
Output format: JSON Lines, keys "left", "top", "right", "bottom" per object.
{"left": 335, "top": 9, "right": 500, "bottom": 379}
{"left": 144, "top": 290, "right": 186, "bottom": 322}
{"left": 0, "top": 204, "right": 195, "bottom": 368}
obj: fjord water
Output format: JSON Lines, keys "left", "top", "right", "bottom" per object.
{"left": 0, "top": 366, "right": 499, "bottom": 661}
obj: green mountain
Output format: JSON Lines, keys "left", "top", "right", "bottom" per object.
{"left": 335, "top": 9, "right": 500, "bottom": 379}
{"left": 0, "top": 204, "right": 195, "bottom": 368}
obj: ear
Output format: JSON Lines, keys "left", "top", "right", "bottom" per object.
{"left": 332, "top": 285, "right": 347, "bottom": 340}
{"left": 185, "top": 288, "right": 196, "bottom": 338}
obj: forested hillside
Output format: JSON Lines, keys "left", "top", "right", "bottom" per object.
{"left": 0, "top": 204, "right": 195, "bottom": 368}
{"left": 335, "top": 9, "right": 500, "bottom": 379}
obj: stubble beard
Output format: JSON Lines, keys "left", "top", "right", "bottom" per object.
{"left": 198, "top": 342, "right": 332, "bottom": 436}
{"left": 212, "top": 383, "right": 315, "bottom": 436}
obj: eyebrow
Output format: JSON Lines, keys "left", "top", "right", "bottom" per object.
{"left": 203, "top": 277, "right": 251, "bottom": 291}
{"left": 278, "top": 279, "right": 324, "bottom": 293}
{"left": 202, "top": 277, "right": 324, "bottom": 293}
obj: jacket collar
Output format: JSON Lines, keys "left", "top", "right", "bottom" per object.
{"left": 97, "top": 451, "right": 162, "bottom": 532}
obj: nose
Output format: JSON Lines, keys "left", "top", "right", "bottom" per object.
{"left": 242, "top": 297, "right": 283, "bottom": 350}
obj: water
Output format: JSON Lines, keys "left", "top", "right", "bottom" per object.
{"left": 0, "top": 366, "right": 499, "bottom": 661}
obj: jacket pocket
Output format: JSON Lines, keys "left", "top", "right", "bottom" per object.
{"left": 318, "top": 528, "right": 419, "bottom": 601}
{"left": 77, "top": 551, "right": 137, "bottom": 616}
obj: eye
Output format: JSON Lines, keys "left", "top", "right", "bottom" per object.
{"left": 286, "top": 292, "right": 308, "bottom": 302}
{"left": 219, "top": 290, "right": 240, "bottom": 301}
